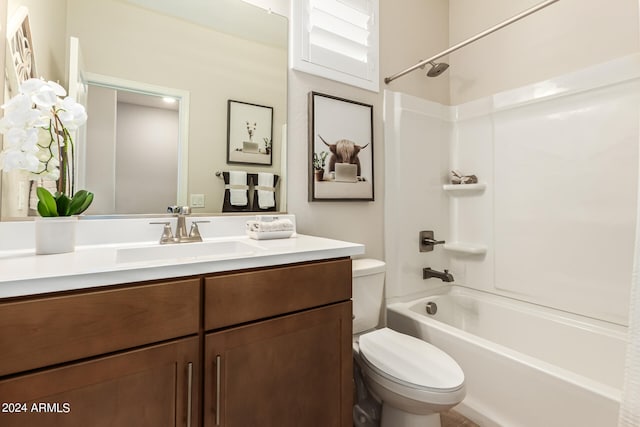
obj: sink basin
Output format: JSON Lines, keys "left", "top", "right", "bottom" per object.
{"left": 116, "top": 240, "right": 258, "bottom": 264}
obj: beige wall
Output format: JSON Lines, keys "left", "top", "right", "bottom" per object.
{"left": 286, "top": 1, "right": 450, "bottom": 259}
{"left": 449, "top": 0, "right": 640, "bottom": 104}
{"left": 381, "top": 0, "right": 450, "bottom": 105}
{"left": 0, "top": 0, "right": 7, "bottom": 217}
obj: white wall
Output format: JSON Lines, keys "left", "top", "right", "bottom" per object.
{"left": 383, "top": 91, "right": 451, "bottom": 299}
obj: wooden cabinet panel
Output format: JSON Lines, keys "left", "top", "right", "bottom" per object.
{"left": 204, "top": 302, "right": 353, "bottom": 427}
{"left": 204, "top": 258, "right": 351, "bottom": 330}
{"left": 0, "top": 337, "right": 200, "bottom": 427}
{"left": 0, "top": 278, "right": 200, "bottom": 376}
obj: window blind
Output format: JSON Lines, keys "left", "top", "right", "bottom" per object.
{"left": 292, "top": 0, "right": 379, "bottom": 92}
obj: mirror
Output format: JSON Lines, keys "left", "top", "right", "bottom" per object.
{"left": 1, "top": 0, "right": 288, "bottom": 218}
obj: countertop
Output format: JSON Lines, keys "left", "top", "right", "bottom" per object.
{"left": 0, "top": 232, "right": 364, "bottom": 300}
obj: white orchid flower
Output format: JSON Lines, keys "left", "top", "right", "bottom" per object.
{"left": 58, "top": 98, "right": 88, "bottom": 130}
{"left": 4, "top": 127, "right": 38, "bottom": 150}
{"left": 0, "top": 149, "right": 40, "bottom": 173}
{"left": 0, "top": 78, "right": 88, "bottom": 193}
{"left": 2, "top": 92, "right": 32, "bottom": 111}
{"left": 19, "top": 78, "right": 47, "bottom": 95}
{"left": 1, "top": 107, "right": 41, "bottom": 130}
{"left": 32, "top": 87, "right": 59, "bottom": 109}
{"left": 46, "top": 81, "right": 67, "bottom": 97}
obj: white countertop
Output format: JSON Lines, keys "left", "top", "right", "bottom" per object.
{"left": 0, "top": 216, "right": 364, "bottom": 299}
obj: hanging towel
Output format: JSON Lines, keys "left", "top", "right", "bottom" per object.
{"left": 229, "top": 171, "right": 248, "bottom": 206}
{"left": 257, "top": 172, "right": 275, "bottom": 209}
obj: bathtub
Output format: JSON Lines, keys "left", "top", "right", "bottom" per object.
{"left": 386, "top": 286, "right": 627, "bottom": 427}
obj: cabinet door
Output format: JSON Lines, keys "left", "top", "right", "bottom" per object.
{"left": 0, "top": 337, "right": 200, "bottom": 427}
{"left": 204, "top": 302, "right": 352, "bottom": 427}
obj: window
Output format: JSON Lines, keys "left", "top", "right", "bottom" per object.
{"left": 292, "top": 0, "right": 379, "bottom": 92}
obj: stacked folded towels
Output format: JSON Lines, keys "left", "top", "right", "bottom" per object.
{"left": 246, "top": 218, "right": 294, "bottom": 233}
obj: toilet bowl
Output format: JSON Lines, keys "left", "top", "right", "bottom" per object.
{"left": 352, "top": 259, "right": 465, "bottom": 427}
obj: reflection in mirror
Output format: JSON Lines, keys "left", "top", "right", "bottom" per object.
{"left": 1, "top": 0, "right": 288, "bottom": 219}
{"left": 84, "top": 81, "right": 186, "bottom": 214}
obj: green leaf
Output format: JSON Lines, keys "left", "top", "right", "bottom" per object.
{"left": 36, "top": 187, "right": 59, "bottom": 217}
{"left": 55, "top": 193, "right": 72, "bottom": 216}
{"left": 68, "top": 190, "right": 94, "bottom": 215}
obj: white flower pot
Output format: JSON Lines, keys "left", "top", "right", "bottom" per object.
{"left": 35, "top": 216, "right": 78, "bottom": 255}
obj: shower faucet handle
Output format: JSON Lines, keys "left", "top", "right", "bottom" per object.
{"left": 419, "top": 230, "right": 445, "bottom": 252}
{"left": 423, "top": 237, "right": 445, "bottom": 245}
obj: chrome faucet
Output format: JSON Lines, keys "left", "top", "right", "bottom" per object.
{"left": 171, "top": 205, "right": 190, "bottom": 240}
{"left": 150, "top": 206, "right": 209, "bottom": 244}
{"left": 423, "top": 267, "right": 454, "bottom": 282}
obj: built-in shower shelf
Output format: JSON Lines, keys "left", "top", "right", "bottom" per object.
{"left": 442, "top": 183, "right": 487, "bottom": 194}
{"left": 443, "top": 242, "right": 488, "bottom": 255}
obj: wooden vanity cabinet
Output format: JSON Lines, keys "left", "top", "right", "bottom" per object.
{"left": 203, "top": 258, "right": 353, "bottom": 427}
{"left": 0, "top": 257, "right": 353, "bottom": 427}
{"left": 0, "top": 278, "right": 201, "bottom": 427}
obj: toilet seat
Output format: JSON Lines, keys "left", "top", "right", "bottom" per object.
{"left": 358, "top": 328, "right": 464, "bottom": 394}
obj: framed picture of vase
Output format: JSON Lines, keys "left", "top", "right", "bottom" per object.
{"left": 308, "top": 91, "right": 374, "bottom": 201}
{"left": 226, "top": 100, "right": 273, "bottom": 165}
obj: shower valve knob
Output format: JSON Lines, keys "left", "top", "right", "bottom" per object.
{"left": 419, "top": 230, "right": 445, "bottom": 252}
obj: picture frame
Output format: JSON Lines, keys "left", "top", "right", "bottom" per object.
{"left": 5, "top": 6, "right": 38, "bottom": 97}
{"left": 308, "top": 92, "right": 374, "bottom": 201}
{"left": 226, "top": 100, "right": 273, "bottom": 165}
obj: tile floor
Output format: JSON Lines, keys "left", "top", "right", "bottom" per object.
{"left": 441, "top": 410, "right": 480, "bottom": 427}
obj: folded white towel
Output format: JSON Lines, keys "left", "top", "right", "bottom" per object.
{"left": 246, "top": 218, "right": 294, "bottom": 233}
{"left": 257, "top": 172, "right": 275, "bottom": 209}
{"left": 229, "top": 171, "right": 248, "bottom": 206}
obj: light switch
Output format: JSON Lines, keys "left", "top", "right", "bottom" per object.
{"left": 190, "top": 193, "right": 205, "bottom": 208}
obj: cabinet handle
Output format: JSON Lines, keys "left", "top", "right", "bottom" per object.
{"left": 215, "top": 355, "right": 221, "bottom": 426}
{"left": 186, "top": 362, "right": 193, "bottom": 427}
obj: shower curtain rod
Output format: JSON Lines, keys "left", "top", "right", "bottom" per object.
{"left": 384, "top": 0, "right": 561, "bottom": 84}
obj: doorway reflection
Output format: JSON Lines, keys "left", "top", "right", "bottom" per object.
{"left": 84, "top": 85, "right": 183, "bottom": 214}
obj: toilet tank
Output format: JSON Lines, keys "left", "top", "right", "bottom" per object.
{"left": 352, "top": 259, "right": 386, "bottom": 334}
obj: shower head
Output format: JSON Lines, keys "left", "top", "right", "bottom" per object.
{"left": 426, "top": 61, "right": 449, "bottom": 77}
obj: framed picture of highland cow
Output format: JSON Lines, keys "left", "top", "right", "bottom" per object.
{"left": 227, "top": 100, "right": 273, "bottom": 165}
{"left": 308, "top": 92, "right": 374, "bottom": 201}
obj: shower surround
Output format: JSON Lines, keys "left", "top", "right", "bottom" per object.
{"left": 383, "top": 54, "right": 640, "bottom": 424}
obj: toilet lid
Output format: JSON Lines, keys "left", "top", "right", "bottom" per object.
{"left": 359, "top": 328, "right": 464, "bottom": 392}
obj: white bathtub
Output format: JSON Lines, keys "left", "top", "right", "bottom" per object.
{"left": 386, "top": 286, "right": 627, "bottom": 427}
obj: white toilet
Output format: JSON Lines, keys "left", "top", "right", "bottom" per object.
{"left": 352, "top": 259, "right": 465, "bottom": 427}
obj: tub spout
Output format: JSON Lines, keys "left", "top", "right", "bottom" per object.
{"left": 423, "top": 267, "right": 454, "bottom": 282}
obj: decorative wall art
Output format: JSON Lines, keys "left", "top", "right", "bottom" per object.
{"left": 227, "top": 100, "right": 273, "bottom": 165}
{"left": 308, "top": 92, "right": 374, "bottom": 201}
{"left": 5, "top": 7, "right": 38, "bottom": 97}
